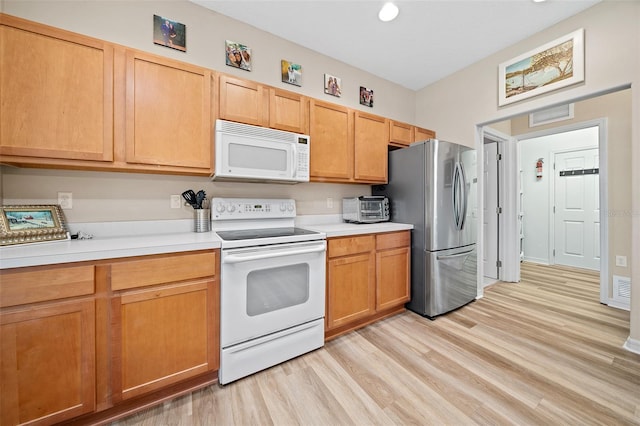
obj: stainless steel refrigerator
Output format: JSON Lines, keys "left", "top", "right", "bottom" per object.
{"left": 373, "top": 139, "right": 477, "bottom": 318}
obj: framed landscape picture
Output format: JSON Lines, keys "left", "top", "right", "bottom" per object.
{"left": 0, "top": 205, "right": 69, "bottom": 246}
{"left": 498, "top": 29, "right": 584, "bottom": 106}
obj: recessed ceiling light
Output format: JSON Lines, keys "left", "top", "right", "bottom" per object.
{"left": 532, "top": 0, "right": 546, "bottom": 3}
{"left": 379, "top": 2, "right": 399, "bottom": 22}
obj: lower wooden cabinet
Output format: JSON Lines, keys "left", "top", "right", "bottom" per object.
{"left": 325, "top": 231, "right": 410, "bottom": 340}
{"left": 1, "top": 298, "right": 96, "bottom": 425}
{"left": 111, "top": 279, "right": 218, "bottom": 401}
{"left": 326, "top": 236, "right": 376, "bottom": 329}
{"left": 0, "top": 249, "right": 219, "bottom": 425}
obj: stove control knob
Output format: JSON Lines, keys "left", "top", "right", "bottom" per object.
{"left": 287, "top": 203, "right": 294, "bottom": 212}
{"left": 279, "top": 203, "right": 287, "bottom": 212}
{"left": 216, "top": 204, "right": 226, "bottom": 213}
{"left": 228, "top": 204, "right": 236, "bottom": 213}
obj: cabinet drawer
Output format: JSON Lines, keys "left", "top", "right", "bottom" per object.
{"left": 376, "top": 231, "right": 410, "bottom": 251}
{"left": 328, "top": 235, "right": 375, "bottom": 258}
{"left": 111, "top": 251, "right": 217, "bottom": 290}
{"left": 0, "top": 265, "right": 95, "bottom": 308}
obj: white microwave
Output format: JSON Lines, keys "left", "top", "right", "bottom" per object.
{"left": 212, "top": 119, "right": 310, "bottom": 184}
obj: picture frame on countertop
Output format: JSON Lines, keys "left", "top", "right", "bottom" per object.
{"left": 0, "top": 205, "right": 70, "bottom": 246}
{"left": 324, "top": 73, "right": 342, "bottom": 97}
{"left": 281, "top": 60, "right": 302, "bottom": 86}
{"left": 498, "top": 28, "right": 584, "bottom": 106}
{"left": 360, "top": 86, "right": 374, "bottom": 107}
{"left": 153, "top": 15, "right": 187, "bottom": 52}
{"left": 226, "top": 40, "right": 252, "bottom": 71}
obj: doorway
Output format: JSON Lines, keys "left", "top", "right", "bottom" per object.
{"left": 489, "top": 118, "right": 609, "bottom": 304}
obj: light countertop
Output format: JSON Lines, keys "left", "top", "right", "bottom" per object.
{"left": 1, "top": 216, "right": 413, "bottom": 270}
{"left": 300, "top": 222, "right": 413, "bottom": 238}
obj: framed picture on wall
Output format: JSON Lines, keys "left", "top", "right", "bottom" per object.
{"left": 324, "top": 73, "right": 342, "bottom": 97}
{"left": 498, "top": 28, "right": 584, "bottom": 106}
{"left": 153, "top": 15, "right": 187, "bottom": 52}
{"left": 360, "top": 86, "right": 374, "bottom": 107}
{"left": 281, "top": 60, "right": 302, "bottom": 86}
{"left": 226, "top": 40, "right": 252, "bottom": 71}
{"left": 0, "top": 205, "right": 69, "bottom": 246}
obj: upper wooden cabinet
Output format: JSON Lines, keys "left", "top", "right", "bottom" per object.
{"left": 310, "top": 101, "right": 389, "bottom": 184}
{"left": 389, "top": 120, "right": 415, "bottom": 147}
{"left": 309, "top": 99, "right": 353, "bottom": 181}
{"left": 0, "top": 14, "right": 114, "bottom": 163}
{"left": 219, "top": 74, "right": 308, "bottom": 133}
{"left": 120, "top": 50, "right": 213, "bottom": 173}
{"left": 269, "top": 88, "right": 308, "bottom": 133}
{"left": 219, "top": 74, "right": 269, "bottom": 127}
{"left": 414, "top": 125, "right": 436, "bottom": 142}
{"left": 390, "top": 120, "right": 436, "bottom": 147}
{"left": 354, "top": 111, "right": 389, "bottom": 183}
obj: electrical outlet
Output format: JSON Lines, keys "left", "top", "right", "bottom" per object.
{"left": 170, "top": 195, "right": 182, "bottom": 209}
{"left": 615, "top": 255, "right": 627, "bottom": 267}
{"left": 327, "top": 198, "right": 333, "bottom": 209}
{"left": 58, "top": 192, "right": 72, "bottom": 209}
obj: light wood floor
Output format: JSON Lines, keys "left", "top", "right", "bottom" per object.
{"left": 112, "top": 263, "right": 640, "bottom": 425}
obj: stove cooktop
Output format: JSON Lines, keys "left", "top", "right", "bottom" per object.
{"left": 215, "top": 227, "right": 320, "bottom": 241}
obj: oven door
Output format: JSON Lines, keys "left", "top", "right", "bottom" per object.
{"left": 220, "top": 240, "right": 326, "bottom": 348}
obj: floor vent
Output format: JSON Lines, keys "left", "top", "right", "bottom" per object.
{"left": 529, "top": 103, "right": 574, "bottom": 127}
{"left": 612, "top": 275, "right": 631, "bottom": 303}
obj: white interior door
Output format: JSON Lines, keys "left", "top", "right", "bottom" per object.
{"left": 554, "top": 148, "right": 600, "bottom": 270}
{"left": 483, "top": 142, "right": 498, "bottom": 279}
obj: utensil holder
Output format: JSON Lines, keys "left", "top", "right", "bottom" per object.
{"left": 194, "top": 209, "right": 211, "bottom": 233}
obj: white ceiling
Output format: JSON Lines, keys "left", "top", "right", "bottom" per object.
{"left": 191, "top": 0, "right": 600, "bottom": 91}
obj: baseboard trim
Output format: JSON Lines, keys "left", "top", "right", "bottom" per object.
{"left": 607, "top": 299, "right": 630, "bottom": 311}
{"left": 623, "top": 336, "right": 640, "bottom": 355}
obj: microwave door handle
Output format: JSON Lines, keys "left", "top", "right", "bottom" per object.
{"left": 223, "top": 245, "right": 325, "bottom": 264}
{"left": 291, "top": 143, "right": 298, "bottom": 178}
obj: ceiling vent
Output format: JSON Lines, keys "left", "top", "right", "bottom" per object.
{"left": 529, "top": 103, "right": 574, "bottom": 127}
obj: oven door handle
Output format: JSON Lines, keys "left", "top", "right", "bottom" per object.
{"left": 222, "top": 245, "right": 326, "bottom": 264}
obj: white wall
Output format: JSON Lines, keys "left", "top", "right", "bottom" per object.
{"left": 519, "top": 127, "right": 598, "bottom": 264}
{"left": 416, "top": 1, "right": 640, "bottom": 345}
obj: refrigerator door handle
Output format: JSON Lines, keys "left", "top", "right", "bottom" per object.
{"left": 458, "top": 162, "right": 468, "bottom": 230}
{"left": 436, "top": 248, "right": 474, "bottom": 260}
{"left": 453, "top": 162, "right": 465, "bottom": 230}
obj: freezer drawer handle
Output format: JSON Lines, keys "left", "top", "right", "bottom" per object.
{"left": 437, "top": 249, "right": 474, "bottom": 260}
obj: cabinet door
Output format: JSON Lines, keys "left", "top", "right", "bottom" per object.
{"left": 0, "top": 15, "right": 113, "bottom": 162}
{"left": 389, "top": 120, "right": 414, "bottom": 147}
{"left": 309, "top": 100, "right": 353, "bottom": 181}
{"left": 1, "top": 299, "right": 96, "bottom": 425}
{"left": 376, "top": 247, "right": 411, "bottom": 311}
{"left": 123, "top": 50, "right": 213, "bottom": 172}
{"left": 376, "top": 231, "right": 411, "bottom": 311}
{"left": 219, "top": 75, "right": 269, "bottom": 127}
{"left": 414, "top": 126, "right": 436, "bottom": 142}
{"left": 269, "top": 88, "right": 308, "bottom": 133}
{"left": 354, "top": 111, "right": 389, "bottom": 183}
{"left": 326, "top": 252, "right": 376, "bottom": 330}
{"left": 112, "top": 279, "right": 218, "bottom": 401}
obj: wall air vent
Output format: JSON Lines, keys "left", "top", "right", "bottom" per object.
{"left": 529, "top": 103, "right": 574, "bottom": 127}
{"left": 612, "top": 275, "right": 631, "bottom": 310}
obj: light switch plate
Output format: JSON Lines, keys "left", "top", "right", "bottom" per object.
{"left": 170, "top": 195, "right": 182, "bottom": 209}
{"left": 615, "top": 255, "right": 627, "bottom": 267}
